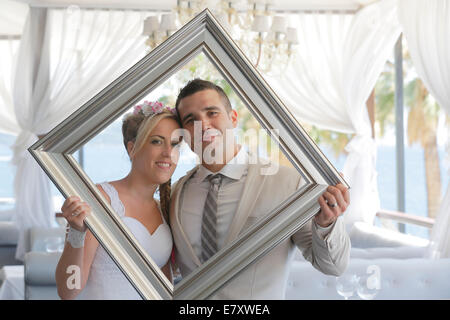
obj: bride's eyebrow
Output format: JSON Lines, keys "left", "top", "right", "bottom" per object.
{"left": 150, "top": 135, "right": 165, "bottom": 140}
{"left": 150, "top": 135, "right": 180, "bottom": 142}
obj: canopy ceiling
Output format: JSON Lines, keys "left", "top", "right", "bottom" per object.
{"left": 1, "top": 0, "right": 379, "bottom": 36}
{"left": 0, "top": 0, "right": 29, "bottom": 36}
{"left": 12, "top": 0, "right": 378, "bottom": 11}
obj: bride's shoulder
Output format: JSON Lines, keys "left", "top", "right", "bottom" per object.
{"left": 95, "top": 182, "right": 112, "bottom": 204}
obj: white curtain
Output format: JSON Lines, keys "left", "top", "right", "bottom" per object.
{"left": 12, "top": 7, "right": 150, "bottom": 260}
{"left": 0, "top": 39, "right": 20, "bottom": 136}
{"left": 265, "top": 0, "right": 401, "bottom": 230}
{"left": 398, "top": 0, "right": 450, "bottom": 259}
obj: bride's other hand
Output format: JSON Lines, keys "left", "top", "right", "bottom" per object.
{"left": 61, "top": 196, "right": 91, "bottom": 232}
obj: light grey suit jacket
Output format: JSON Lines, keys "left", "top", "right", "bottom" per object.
{"left": 169, "top": 160, "right": 351, "bottom": 299}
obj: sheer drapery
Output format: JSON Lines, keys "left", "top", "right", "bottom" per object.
{"left": 398, "top": 0, "right": 450, "bottom": 259}
{"left": 0, "top": 39, "right": 20, "bottom": 136}
{"left": 265, "top": 0, "right": 401, "bottom": 230}
{"left": 12, "top": 7, "right": 150, "bottom": 260}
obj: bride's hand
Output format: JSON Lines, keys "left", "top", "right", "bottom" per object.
{"left": 61, "top": 196, "right": 91, "bottom": 232}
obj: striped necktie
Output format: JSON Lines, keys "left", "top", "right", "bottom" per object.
{"left": 201, "top": 173, "right": 223, "bottom": 263}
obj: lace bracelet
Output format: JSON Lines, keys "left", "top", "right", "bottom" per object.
{"left": 66, "top": 226, "right": 87, "bottom": 248}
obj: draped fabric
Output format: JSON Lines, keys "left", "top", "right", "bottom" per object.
{"left": 0, "top": 39, "right": 20, "bottom": 136}
{"left": 11, "top": 7, "right": 150, "bottom": 260}
{"left": 265, "top": 0, "right": 401, "bottom": 230}
{"left": 398, "top": 0, "right": 450, "bottom": 258}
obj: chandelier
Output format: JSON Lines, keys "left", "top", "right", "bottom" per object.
{"left": 143, "top": 0, "right": 298, "bottom": 74}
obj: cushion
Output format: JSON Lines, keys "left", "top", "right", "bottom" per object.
{"left": 349, "top": 222, "right": 429, "bottom": 248}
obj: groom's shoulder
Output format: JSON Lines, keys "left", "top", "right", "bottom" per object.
{"left": 171, "top": 165, "right": 200, "bottom": 192}
{"left": 248, "top": 158, "right": 301, "bottom": 179}
{"left": 248, "top": 161, "right": 303, "bottom": 192}
{"left": 264, "top": 165, "right": 301, "bottom": 182}
{"left": 184, "top": 165, "right": 200, "bottom": 180}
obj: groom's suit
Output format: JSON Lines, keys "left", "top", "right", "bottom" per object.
{"left": 169, "top": 154, "right": 351, "bottom": 299}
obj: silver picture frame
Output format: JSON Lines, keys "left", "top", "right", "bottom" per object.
{"left": 29, "top": 9, "right": 348, "bottom": 300}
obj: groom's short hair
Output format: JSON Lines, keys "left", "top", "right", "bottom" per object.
{"left": 175, "top": 79, "right": 232, "bottom": 117}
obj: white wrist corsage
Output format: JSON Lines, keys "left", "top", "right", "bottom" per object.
{"left": 66, "top": 226, "right": 87, "bottom": 248}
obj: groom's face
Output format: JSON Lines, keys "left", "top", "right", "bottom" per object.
{"left": 177, "top": 89, "right": 238, "bottom": 156}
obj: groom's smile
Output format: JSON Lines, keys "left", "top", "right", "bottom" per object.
{"left": 202, "top": 128, "right": 221, "bottom": 142}
{"left": 177, "top": 89, "right": 237, "bottom": 153}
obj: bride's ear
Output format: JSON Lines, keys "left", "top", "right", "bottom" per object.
{"left": 126, "top": 141, "right": 135, "bottom": 159}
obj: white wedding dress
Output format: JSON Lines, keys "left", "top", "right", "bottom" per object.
{"left": 77, "top": 182, "right": 173, "bottom": 300}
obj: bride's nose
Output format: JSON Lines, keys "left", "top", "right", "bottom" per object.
{"left": 161, "top": 142, "right": 173, "bottom": 158}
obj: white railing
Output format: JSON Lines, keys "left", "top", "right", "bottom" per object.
{"left": 0, "top": 197, "right": 14, "bottom": 205}
{"left": 376, "top": 209, "right": 435, "bottom": 229}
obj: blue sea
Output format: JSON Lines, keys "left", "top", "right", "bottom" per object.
{"left": 0, "top": 128, "right": 448, "bottom": 240}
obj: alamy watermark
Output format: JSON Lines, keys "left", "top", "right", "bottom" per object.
{"left": 66, "top": 265, "right": 81, "bottom": 290}
{"left": 366, "top": 264, "right": 381, "bottom": 290}
{"left": 170, "top": 121, "right": 281, "bottom": 175}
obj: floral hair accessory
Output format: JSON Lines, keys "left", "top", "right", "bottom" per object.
{"left": 132, "top": 101, "right": 177, "bottom": 117}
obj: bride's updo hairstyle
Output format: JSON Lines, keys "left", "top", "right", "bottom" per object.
{"left": 122, "top": 101, "right": 179, "bottom": 222}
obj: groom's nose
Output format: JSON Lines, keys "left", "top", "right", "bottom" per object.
{"left": 200, "top": 117, "right": 213, "bottom": 132}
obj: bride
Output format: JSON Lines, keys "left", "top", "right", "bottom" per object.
{"left": 55, "top": 101, "right": 181, "bottom": 300}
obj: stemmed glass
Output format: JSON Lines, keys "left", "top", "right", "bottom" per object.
{"left": 356, "top": 274, "right": 380, "bottom": 300}
{"left": 45, "top": 237, "right": 64, "bottom": 253}
{"left": 335, "top": 274, "right": 359, "bottom": 300}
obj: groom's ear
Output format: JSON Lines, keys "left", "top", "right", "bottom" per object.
{"left": 229, "top": 109, "right": 238, "bottom": 128}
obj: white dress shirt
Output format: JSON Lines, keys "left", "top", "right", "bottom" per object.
{"left": 180, "top": 146, "right": 249, "bottom": 260}
{"left": 179, "top": 145, "right": 334, "bottom": 262}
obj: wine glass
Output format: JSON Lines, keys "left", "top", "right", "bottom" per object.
{"left": 356, "top": 274, "right": 380, "bottom": 300}
{"left": 335, "top": 274, "right": 359, "bottom": 300}
{"left": 45, "top": 237, "right": 64, "bottom": 253}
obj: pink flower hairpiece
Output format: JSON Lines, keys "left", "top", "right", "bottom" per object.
{"left": 132, "top": 101, "right": 177, "bottom": 117}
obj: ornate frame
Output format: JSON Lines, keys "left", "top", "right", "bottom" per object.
{"left": 29, "top": 9, "right": 347, "bottom": 300}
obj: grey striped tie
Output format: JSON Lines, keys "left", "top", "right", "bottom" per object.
{"left": 201, "top": 174, "right": 223, "bottom": 263}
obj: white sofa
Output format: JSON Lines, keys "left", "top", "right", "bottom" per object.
{"left": 0, "top": 210, "right": 22, "bottom": 268}
{"left": 348, "top": 222, "right": 430, "bottom": 249}
{"left": 286, "top": 257, "right": 450, "bottom": 300}
{"left": 285, "top": 222, "right": 450, "bottom": 300}
{"left": 21, "top": 222, "right": 450, "bottom": 300}
{"left": 26, "top": 252, "right": 450, "bottom": 300}
{"left": 23, "top": 227, "right": 65, "bottom": 300}
{"left": 24, "top": 251, "right": 61, "bottom": 300}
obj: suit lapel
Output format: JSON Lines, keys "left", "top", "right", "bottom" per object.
{"left": 223, "top": 162, "right": 268, "bottom": 246}
{"left": 172, "top": 156, "right": 272, "bottom": 264}
{"left": 171, "top": 166, "right": 202, "bottom": 267}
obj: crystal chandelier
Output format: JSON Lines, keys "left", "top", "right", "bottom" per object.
{"left": 142, "top": 0, "right": 298, "bottom": 74}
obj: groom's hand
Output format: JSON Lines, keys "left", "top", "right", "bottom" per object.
{"left": 315, "top": 183, "right": 350, "bottom": 228}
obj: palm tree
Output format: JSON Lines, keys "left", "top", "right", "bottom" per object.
{"left": 306, "top": 126, "right": 351, "bottom": 159}
{"left": 405, "top": 79, "right": 441, "bottom": 218}
{"left": 375, "top": 51, "right": 442, "bottom": 218}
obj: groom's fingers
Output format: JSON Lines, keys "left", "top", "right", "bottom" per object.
{"left": 327, "top": 186, "right": 346, "bottom": 212}
{"left": 335, "top": 184, "right": 350, "bottom": 205}
{"left": 318, "top": 195, "right": 332, "bottom": 216}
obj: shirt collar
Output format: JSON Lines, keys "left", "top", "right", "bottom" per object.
{"left": 194, "top": 145, "right": 248, "bottom": 183}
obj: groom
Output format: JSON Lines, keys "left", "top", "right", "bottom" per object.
{"left": 169, "top": 79, "right": 351, "bottom": 299}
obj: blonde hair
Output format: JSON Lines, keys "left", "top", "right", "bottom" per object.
{"left": 122, "top": 109, "right": 179, "bottom": 221}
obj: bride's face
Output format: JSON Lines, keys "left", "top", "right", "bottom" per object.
{"left": 131, "top": 118, "right": 181, "bottom": 185}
